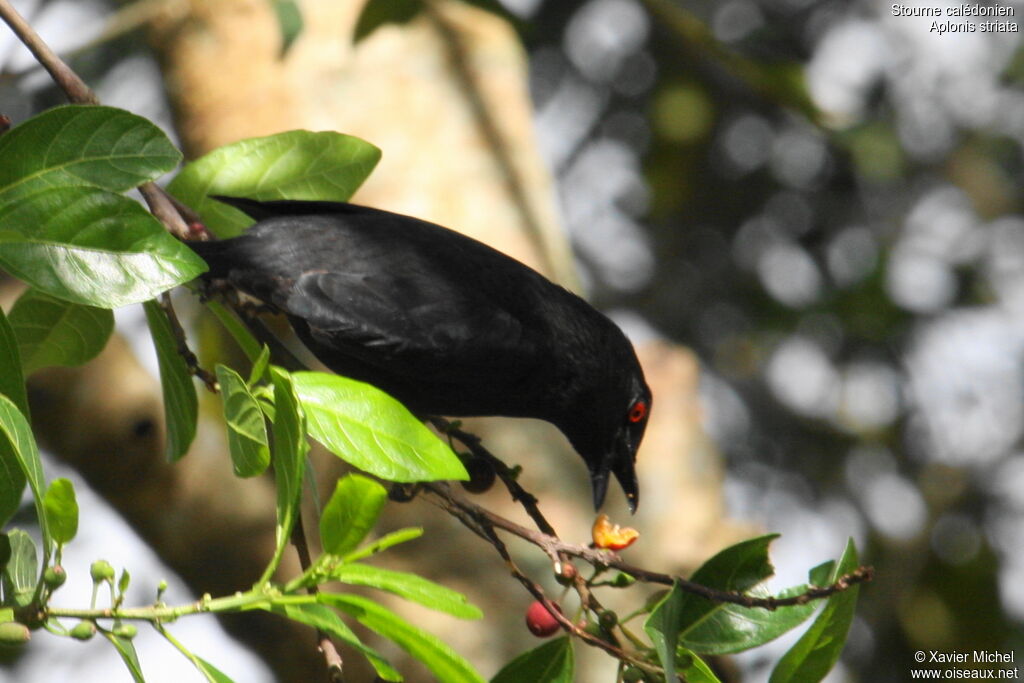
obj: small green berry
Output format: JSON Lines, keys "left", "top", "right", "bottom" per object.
{"left": 89, "top": 560, "right": 115, "bottom": 583}
{"left": 621, "top": 666, "right": 645, "bottom": 683}
{"left": 0, "top": 622, "right": 30, "bottom": 645}
{"left": 43, "top": 565, "right": 67, "bottom": 589}
{"left": 112, "top": 623, "right": 137, "bottom": 640}
{"left": 598, "top": 609, "right": 618, "bottom": 630}
{"left": 70, "top": 621, "right": 96, "bottom": 641}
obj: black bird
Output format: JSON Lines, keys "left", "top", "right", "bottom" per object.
{"left": 189, "top": 196, "right": 651, "bottom": 511}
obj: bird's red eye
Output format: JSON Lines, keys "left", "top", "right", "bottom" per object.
{"left": 628, "top": 400, "right": 647, "bottom": 423}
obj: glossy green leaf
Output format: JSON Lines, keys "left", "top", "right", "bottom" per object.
{"left": 205, "top": 301, "right": 263, "bottom": 364}
{"left": 216, "top": 364, "right": 270, "bottom": 477}
{"left": 167, "top": 130, "right": 381, "bottom": 237}
{"left": 0, "top": 187, "right": 207, "bottom": 308}
{"left": 195, "top": 655, "right": 238, "bottom": 683}
{"left": 267, "top": 602, "right": 400, "bottom": 681}
{"left": 292, "top": 371, "right": 467, "bottom": 482}
{"left": 342, "top": 526, "right": 424, "bottom": 563}
{"left": 261, "top": 368, "right": 308, "bottom": 583}
{"left": 322, "top": 593, "right": 485, "bottom": 683}
{"left": 679, "top": 582, "right": 818, "bottom": 655}
{"left": 769, "top": 540, "right": 862, "bottom": 683}
{"left": 353, "top": 0, "right": 422, "bottom": 43}
{"left": 1, "top": 530, "right": 37, "bottom": 607}
{"left": 247, "top": 345, "right": 271, "bottom": 386}
{"left": 0, "top": 105, "right": 180, "bottom": 200}
{"left": 0, "top": 306, "right": 29, "bottom": 420}
{"left": 490, "top": 636, "right": 574, "bottom": 683}
{"left": 9, "top": 288, "right": 113, "bottom": 373}
{"left": 644, "top": 578, "right": 687, "bottom": 676}
{"left": 319, "top": 474, "right": 388, "bottom": 557}
{"left": 675, "top": 647, "right": 723, "bottom": 683}
{"left": 0, "top": 396, "right": 49, "bottom": 553}
{"left": 645, "top": 535, "right": 782, "bottom": 670}
{"left": 269, "top": 0, "right": 304, "bottom": 55}
{"left": 144, "top": 300, "right": 197, "bottom": 462}
{"left": 329, "top": 563, "right": 482, "bottom": 619}
{"left": 42, "top": 478, "right": 78, "bottom": 545}
{"left": 103, "top": 630, "right": 146, "bottom": 683}
{"left": 808, "top": 560, "right": 836, "bottom": 587}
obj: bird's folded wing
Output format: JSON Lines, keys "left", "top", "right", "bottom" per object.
{"left": 282, "top": 270, "right": 532, "bottom": 372}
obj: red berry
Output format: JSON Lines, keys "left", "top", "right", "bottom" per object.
{"left": 525, "top": 600, "right": 561, "bottom": 637}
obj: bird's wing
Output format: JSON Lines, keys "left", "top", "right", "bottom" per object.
{"left": 281, "top": 268, "right": 533, "bottom": 374}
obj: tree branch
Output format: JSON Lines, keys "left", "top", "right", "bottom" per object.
{"left": 422, "top": 481, "right": 873, "bottom": 610}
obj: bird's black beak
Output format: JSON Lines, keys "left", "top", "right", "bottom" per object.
{"left": 589, "top": 431, "right": 640, "bottom": 514}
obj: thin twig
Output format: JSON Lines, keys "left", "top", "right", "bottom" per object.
{"left": 138, "top": 182, "right": 194, "bottom": 241}
{"left": 157, "top": 293, "right": 218, "bottom": 393}
{"left": 423, "top": 482, "right": 665, "bottom": 676}
{"left": 423, "top": 482, "right": 873, "bottom": 610}
{"left": 290, "top": 512, "right": 345, "bottom": 682}
{"left": 0, "top": 0, "right": 98, "bottom": 104}
{"left": 429, "top": 417, "right": 559, "bottom": 538}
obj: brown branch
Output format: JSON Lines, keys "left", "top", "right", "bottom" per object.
{"left": 429, "top": 417, "right": 559, "bottom": 539}
{"left": 422, "top": 482, "right": 665, "bottom": 678}
{"left": 138, "top": 182, "right": 194, "bottom": 241}
{"left": 290, "top": 510, "right": 345, "bottom": 683}
{"left": 157, "top": 293, "right": 218, "bottom": 393}
{"left": 423, "top": 481, "right": 873, "bottom": 611}
{"left": 0, "top": 0, "right": 98, "bottom": 104}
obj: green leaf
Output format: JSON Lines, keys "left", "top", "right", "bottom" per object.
{"left": 679, "top": 582, "right": 818, "bottom": 655}
{"left": 266, "top": 601, "right": 400, "bottom": 681}
{"left": 261, "top": 368, "right": 308, "bottom": 583}
{"left": 216, "top": 364, "right": 270, "bottom": 477}
{"left": 0, "top": 396, "right": 49, "bottom": 553}
{"left": 248, "top": 345, "right": 271, "bottom": 386}
{"left": 0, "top": 306, "right": 29, "bottom": 420}
{"left": 353, "top": 0, "right": 423, "bottom": 43}
{"left": 195, "top": 655, "right": 238, "bottom": 683}
{"left": 206, "top": 301, "right": 263, "bottom": 364}
{"left": 42, "top": 478, "right": 78, "bottom": 545}
{"left": 167, "top": 130, "right": 381, "bottom": 238}
{"left": 645, "top": 535, "right": 782, "bottom": 670}
{"left": 118, "top": 568, "right": 131, "bottom": 596}
{"left": 9, "top": 288, "right": 113, "bottom": 373}
{"left": 343, "top": 526, "right": 424, "bottom": 563}
{"left": 144, "top": 300, "right": 198, "bottom": 462}
{"left": 328, "top": 563, "right": 482, "bottom": 619}
{"left": 0, "top": 187, "right": 207, "bottom": 308}
{"left": 292, "top": 371, "right": 467, "bottom": 482}
{"left": 644, "top": 578, "right": 687, "bottom": 676}
{"left": 769, "top": 540, "right": 862, "bottom": 683}
{"left": 103, "top": 630, "right": 146, "bottom": 683}
{"left": 808, "top": 560, "right": 836, "bottom": 587}
{"left": 319, "top": 474, "right": 388, "bottom": 557}
{"left": 1, "top": 530, "right": 37, "bottom": 606}
{"left": 490, "top": 637, "right": 574, "bottom": 683}
{"left": 0, "top": 403, "right": 28, "bottom": 529}
{"left": 322, "top": 593, "right": 485, "bottom": 683}
{"left": 269, "top": 0, "right": 304, "bottom": 55}
{"left": 675, "top": 647, "right": 723, "bottom": 683}
{"left": 0, "top": 105, "right": 181, "bottom": 200}
{"left": 0, "top": 534, "right": 11, "bottom": 572}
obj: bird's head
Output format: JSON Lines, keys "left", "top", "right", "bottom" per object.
{"left": 563, "top": 368, "right": 651, "bottom": 514}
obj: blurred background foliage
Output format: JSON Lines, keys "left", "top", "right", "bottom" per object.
{"left": 2, "top": 0, "right": 1022, "bottom": 681}
{"left": 514, "top": 0, "right": 1023, "bottom": 680}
